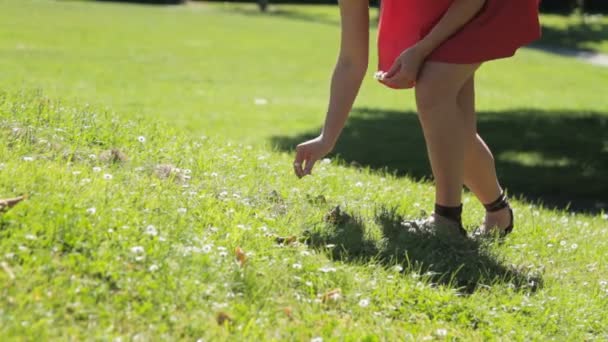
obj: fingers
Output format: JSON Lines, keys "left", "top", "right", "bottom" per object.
{"left": 293, "top": 147, "right": 306, "bottom": 178}
{"left": 383, "top": 59, "right": 401, "bottom": 79}
{"left": 303, "top": 158, "right": 316, "bottom": 176}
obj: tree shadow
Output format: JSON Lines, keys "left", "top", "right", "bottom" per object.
{"left": 534, "top": 16, "right": 608, "bottom": 53}
{"left": 304, "top": 206, "right": 542, "bottom": 294}
{"left": 271, "top": 107, "right": 608, "bottom": 213}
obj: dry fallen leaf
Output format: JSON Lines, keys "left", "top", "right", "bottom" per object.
{"left": 0, "top": 195, "right": 27, "bottom": 213}
{"left": 216, "top": 311, "right": 232, "bottom": 326}
{"left": 235, "top": 247, "right": 247, "bottom": 267}
{"left": 275, "top": 235, "right": 297, "bottom": 246}
{"left": 321, "top": 288, "right": 342, "bottom": 303}
{"left": 283, "top": 306, "right": 293, "bottom": 320}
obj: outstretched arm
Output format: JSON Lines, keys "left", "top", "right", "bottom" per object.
{"left": 293, "top": 0, "right": 369, "bottom": 178}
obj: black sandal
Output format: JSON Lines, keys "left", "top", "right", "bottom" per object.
{"left": 474, "top": 192, "right": 514, "bottom": 237}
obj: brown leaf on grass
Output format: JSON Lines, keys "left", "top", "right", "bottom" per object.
{"left": 235, "top": 247, "right": 247, "bottom": 267}
{"left": 100, "top": 148, "right": 128, "bottom": 164}
{"left": 321, "top": 288, "right": 342, "bottom": 303}
{"left": 283, "top": 307, "right": 293, "bottom": 320}
{"left": 216, "top": 311, "right": 232, "bottom": 326}
{"left": 0, "top": 195, "right": 27, "bottom": 213}
{"left": 275, "top": 235, "right": 298, "bottom": 246}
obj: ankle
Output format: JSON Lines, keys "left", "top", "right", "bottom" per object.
{"left": 434, "top": 203, "right": 463, "bottom": 226}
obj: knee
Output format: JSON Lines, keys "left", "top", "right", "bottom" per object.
{"left": 415, "top": 79, "right": 451, "bottom": 124}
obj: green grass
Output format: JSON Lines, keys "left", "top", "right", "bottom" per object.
{"left": 539, "top": 13, "right": 608, "bottom": 53}
{"left": 1, "top": 0, "right": 608, "bottom": 340}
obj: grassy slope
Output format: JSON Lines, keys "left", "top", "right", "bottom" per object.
{"left": 0, "top": 1, "right": 607, "bottom": 340}
{"left": 1, "top": 1, "right": 607, "bottom": 208}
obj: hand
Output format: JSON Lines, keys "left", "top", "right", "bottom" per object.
{"left": 293, "top": 136, "right": 333, "bottom": 178}
{"left": 383, "top": 45, "right": 427, "bottom": 89}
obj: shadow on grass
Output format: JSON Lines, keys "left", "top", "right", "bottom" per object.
{"left": 223, "top": 6, "right": 340, "bottom": 26}
{"left": 304, "top": 206, "right": 541, "bottom": 294}
{"left": 534, "top": 17, "right": 608, "bottom": 53}
{"left": 271, "top": 107, "right": 608, "bottom": 213}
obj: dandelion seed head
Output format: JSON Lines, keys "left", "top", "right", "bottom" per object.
{"left": 202, "top": 244, "right": 213, "bottom": 253}
{"left": 137, "top": 136, "right": 146, "bottom": 143}
{"left": 435, "top": 329, "right": 448, "bottom": 337}
{"left": 130, "top": 246, "right": 145, "bottom": 254}
{"left": 144, "top": 225, "right": 158, "bottom": 236}
{"left": 358, "top": 298, "right": 370, "bottom": 307}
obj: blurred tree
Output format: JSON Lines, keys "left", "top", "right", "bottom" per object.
{"left": 258, "top": 0, "right": 268, "bottom": 12}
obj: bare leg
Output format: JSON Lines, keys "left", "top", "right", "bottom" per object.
{"left": 457, "top": 76, "right": 511, "bottom": 229}
{"left": 415, "top": 62, "right": 480, "bottom": 208}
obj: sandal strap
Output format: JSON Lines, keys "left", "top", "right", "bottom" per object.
{"left": 484, "top": 192, "right": 510, "bottom": 212}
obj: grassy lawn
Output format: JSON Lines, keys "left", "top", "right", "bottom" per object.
{"left": 539, "top": 13, "right": 608, "bottom": 53}
{"left": 1, "top": 0, "right": 608, "bottom": 340}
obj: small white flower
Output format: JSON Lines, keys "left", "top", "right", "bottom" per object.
{"left": 310, "top": 337, "right": 323, "bottom": 342}
{"left": 88, "top": 154, "right": 97, "bottom": 160}
{"left": 137, "top": 136, "right": 146, "bottom": 143}
{"left": 144, "top": 225, "right": 158, "bottom": 236}
{"left": 81, "top": 178, "right": 92, "bottom": 184}
{"left": 373, "top": 70, "right": 386, "bottom": 81}
{"left": 177, "top": 208, "right": 187, "bottom": 214}
{"left": 547, "top": 243, "right": 554, "bottom": 248}
{"left": 292, "top": 263, "right": 303, "bottom": 270}
{"left": 86, "top": 207, "right": 96, "bottom": 215}
{"left": 148, "top": 264, "right": 159, "bottom": 272}
{"left": 321, "top": 158, "right": 331, "bottom": 164}
{"left": 355, "top": 181, "right": 364, "bottom": 187}
{"left": 435, "top": 329, "right": 448, "bottom": 337}
{"left": 108, "top": 228, "right": 114, "bottom": 233}
{"left": 393, "top": 265, "right": 404, "bottom": 272}
{"left": 325, "top": 244, "right": 336, "bottom": 249}
{"left": 23, "top": 156, "right": 34, "bottom": 162}
{"left": 602, "top": 214, "right": 608, "bottom": 220}
{"left": 92, "top": 167, "right": 102, "bottom": 173}
{"left": 600, "top": 280, "right": 607, "bottom": 287}
{"left": 254, "top": 98, "right": 268, "bottom": 105}
{"left": 25, "top": 234, "right": 37, "bottom": 241}
{"left": 300, "top": 250, "right": 311, "bottom": 256}
{"left": 72, "top": 171, "right": 82, "bottom": 175}
{"left": 219, "top": 251, "right": 228, "bottom": 258}
{"left": 103, "top": 173, "right": 113, "bottom": 180}
{"left": 202, "top": 244, "right": 213, "bottom": 253}
{"left": 183, "top": 169, "right": 192, "bottom": 175}
{"left": 571, "top": 243, "right": 578, "bottom": 250}
{"left": 131, "top": 246, "right": 145, "bottom": 254}
{"left": 560, "top": 240, "right": 567, "bottom": 246}
{"left": 318, "top": 266, "right": 337, "bottom": 273}
{"left": 358, "top": 298, "right": 370, "bottom": 307}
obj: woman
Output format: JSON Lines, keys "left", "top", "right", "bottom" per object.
{"left": 292, "top": 0, "right": 541, "bottom": 237}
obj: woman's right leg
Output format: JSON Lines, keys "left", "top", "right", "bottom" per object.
{"left": 457, "top": 77, "right": 512, "bottom": 230}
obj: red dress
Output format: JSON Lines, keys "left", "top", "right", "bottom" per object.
{"left": 377, "top": 0, "right": 541, "bottom": 88}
